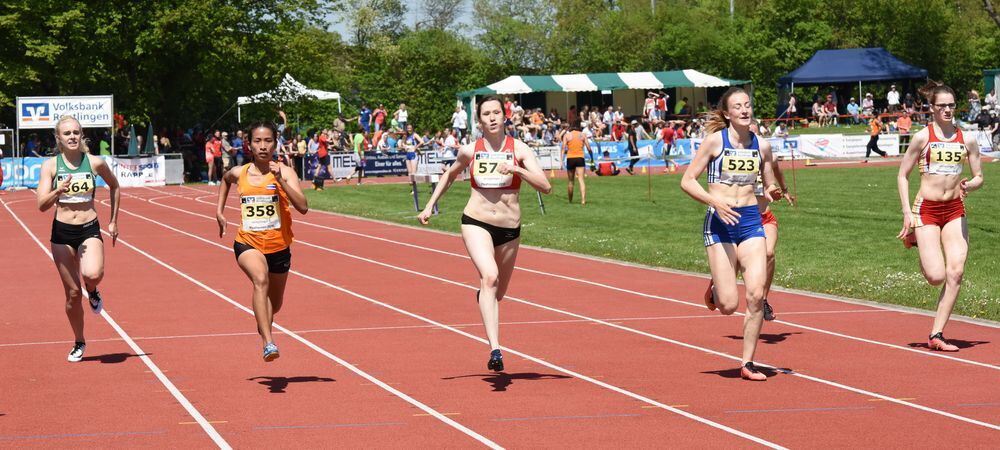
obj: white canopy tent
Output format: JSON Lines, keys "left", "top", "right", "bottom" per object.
{"left": 236, "top": 73, "right": 341, "bottom": 122}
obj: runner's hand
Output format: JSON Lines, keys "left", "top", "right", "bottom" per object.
{"left": 765, "top": 184, "right": 783, "bottom": 202}
{"left": 217, "top": 213, "right": 227, "bottom": 237}
{"left": 108, "top": 221, "right": 118, "bottom": 247}
{"left": 711, "top": 198, "right": 741, "bottom": 225}
{"left": 896, "top": 214, "right": 912, "bottom": 240}
{"left": 57, "top": 177, "right": 72, "bottom": 194}
{"left": 417, "top": 208, "right": 432, "bottom": 225}
{"left": 782, "top": 191, "right": 796, "bottom": 206}
{"left": 959, "top": 178, "right": 969, "bottom": 199}
{"left": 499, "top": 163, "right": 518, "bottom": 175}
{"left": 269, "top": 161, "right": 281, "bottom": 176}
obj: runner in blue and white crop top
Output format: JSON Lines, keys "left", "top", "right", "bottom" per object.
{"left": 703, "top": 129, "right": 766, "bottom": 247}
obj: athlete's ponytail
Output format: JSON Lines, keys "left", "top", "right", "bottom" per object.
{"left": 702, "top": 87, "right": 747, "bottom": 135}
{"left": 53, "top": 115, "right": 89, "bottom": 154}
{"left": 918, "top": 80, "right": 955, "bottom": 105}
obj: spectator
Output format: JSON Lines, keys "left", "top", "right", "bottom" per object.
{"left": 846, "top": 97, "right": 860, "bottom": 125}
{"left": 785, "top": 93, "right": 797, "bottom": 118}
{"left": 903, "top": 92, "right": 915, "bottom": 114}
{"left": 358, "top": 104, "right": 372, "bottom": 133}
{"left": 985, "top": 88, "right": 997, "bottom": 110}
{"left": 886, "top": 84, "right": 900, "bottom": 113}
{"left": 442, "top": 128, "right": 459, "bottom": 157}
{"left": 660, "top": 121, "right": 676, "bottom": 172}
{"left": 603, "top": 106, "right": 614, "bottom": 137}
{"left": 625, "top": 120, "right": 639, "bottom": 174}
{"left": 333, "top": 114, "right": 347, "bottom": 134}
{"left": 613, "top": 106, "right": 624, "bottom": 124}
{"left": 643, "top": 93, "right": 657, "bottom": 122}
{"left": 231, "top": 130, "right": 244, "bottom": 166}
{"left": 595, "top": 150, "right": 619, "bottom": 176}
{"left": 99, "top": 133, "right": 112, "bottom": 156}
{"left": 393, "top": 103, "right": 408, "bottom": 131}
{"left": 862, "top": 92, "right": 875, "bottom": 117}
{"left": 313, "top": 129, "right": 330, "bottom": 190}
{"left": 567, "top": 105, "right": 579, "bottom": 129}
{"left": 206, "top": 131, "right": 222, "bottom": 185}
{"left": 811, "top": 98, "right": 826, "bottom": 127}
{"left": 967, "top": 90, "right": 981, "bottom": 122}
{"left": 823, "top": 94, "right": 838, "bottom": 126}
{"left": 220, "top": 131, "right": 233, "bottom": 170}
{"left": 451, "top": 105, "right": 467, "bottom": 139}
{"left": 674, "top": 96, "right": 688, "bottom": 116}
{"left": 656, "top": 90, "right": 669, "bottom": 120}
{"left": 773, "top": 121, "right": 789, "bottom": 138}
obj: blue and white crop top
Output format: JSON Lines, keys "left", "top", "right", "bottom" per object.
{"left": 706, "top": 129, "right": 761, "bottom": 186}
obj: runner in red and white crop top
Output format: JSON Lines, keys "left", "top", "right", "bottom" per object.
{"left": 469, "top": 135, "right": 523, "bottom": 190}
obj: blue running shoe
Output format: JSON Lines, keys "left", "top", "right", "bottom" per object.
{"left": 487, "top": 349, "right": 503, "bottom": 372}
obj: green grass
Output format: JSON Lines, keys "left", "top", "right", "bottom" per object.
{"left": 305, "top": 164, "right": 1000, "bottom": 321}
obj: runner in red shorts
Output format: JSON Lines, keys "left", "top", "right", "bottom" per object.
{"left": 897, "top": 81, "right": 984, "bottom": 352}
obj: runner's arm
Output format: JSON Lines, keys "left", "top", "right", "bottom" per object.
{"left": 216, "top": 167, "right": 239, "bottom": 237}
{"left": 91, "top": 155, "right": 121, "bottom": 235}
{"left": 963, "top": 137, "right": 984, "bottom": 194}
{"left": 278, "top": 163, "right": 309, "bottom": 214}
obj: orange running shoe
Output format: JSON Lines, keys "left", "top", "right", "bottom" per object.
{"left": 740, "top": 362, "right": 767, "bottom": 381}
{"left": 704, "top": 281, "right": 717, "bottom": 311}
{"left": 928, "top": 332, "right": 959, "bottom": 352}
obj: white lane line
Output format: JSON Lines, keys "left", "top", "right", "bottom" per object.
{"left": 1, "top": 199, "right": 231, "bottom": 450}
{"left": 160, "top": 186, "right": 1000, "bottom": 371}
{"left": 137, "top": 194, "right": 1000, "bottom": 432}
{"left": 117, "top": 196, "right": 786, "bottom": 449}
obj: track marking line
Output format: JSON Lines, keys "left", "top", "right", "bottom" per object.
{"left": 1, "top": 199, "right": 231, "bottom": 450}
{"left": 159, "top": 187, "right": 1000, "bottom": 370}
{"left": 415, "top": 413, "right": 461, "bottom": 417}
{"left": 180, "top": 421, "right": 227, "bottom": 425}
{"left": 115, "top": 199, "right": 786, "bottom": 449}
{"left": 97, "top": 229, "right": 503, "bottom": 450}
{"left": 133, "top": 193, "right": 1000, "bottom": 432}
{"left": 868, "top": 397, "right": 916, "bottom": 402}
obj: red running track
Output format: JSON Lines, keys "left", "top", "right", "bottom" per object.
{"left": 0, "top": 185, "right": 996, "bottom": 448}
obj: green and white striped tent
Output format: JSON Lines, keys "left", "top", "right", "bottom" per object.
{"left": 457, "top": 69, "right": 750, "bottom": 121}
{"left": 458, "top": 70, "right": 748, "bottom": 97}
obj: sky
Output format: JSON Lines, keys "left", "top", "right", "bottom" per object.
{"left": 324, "top": 0, "right": 476, "bottom": 43}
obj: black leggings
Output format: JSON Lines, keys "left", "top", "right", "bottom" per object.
{"left": 866, "top": 135, "right": 886, "bottom": 158}
{"left": 628, "top": 148, "right": 638, "bottom": 170}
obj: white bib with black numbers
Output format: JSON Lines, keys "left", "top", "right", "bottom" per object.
{"left": 718, "top": 148, "right": 760, "bottom": 185}
{"left": 56, "top": 172, "right": 96, "bottom": 204}
{"left": 926, "top": 142, "right": 965, "bottom": 176}
{"left": 473, "top": 152, "right": 514, "bottom": 189}
{"left": 241, "top": 195, "right": 281, "bottom": 231}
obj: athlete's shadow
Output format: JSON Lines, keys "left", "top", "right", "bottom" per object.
{"left": 81, "top": 353, "right": 147, "bottom": 364}
{"left": 725, "top": 332, "right": 802, "bottom": 344}
{"left": 442, "top": 372, "right": 572, "bottom": 392}
{"left": 248, "top": 376, "right": 335, "bottom": 393}
{"left": 908, "top": 339, "right": 990, "bottom": 350}
{"left": 702, "top": 366, "right": 790, "bottom": 379}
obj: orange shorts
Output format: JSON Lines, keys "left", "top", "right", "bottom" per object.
{"left": 911, "top": 197, "right": 964, "bottom": 228}
{"left": 761, "top": 209, "right": 778, "bottom": 228}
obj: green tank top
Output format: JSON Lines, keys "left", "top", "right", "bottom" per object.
{"left": 54, "top": 153, "right": 97, "bottom": 204}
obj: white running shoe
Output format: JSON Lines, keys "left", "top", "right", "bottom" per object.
{"left": 67, "top": 342, "right": 86, "bottom": 362}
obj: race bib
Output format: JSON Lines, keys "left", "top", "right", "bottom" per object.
{"left": 721, "top": 151, "right": 759, "bottom": 175}
{"left": 473, "top": 152, "right": 514, "bottom": 189}
{"left": 927, "top": 142, "right": 964, "bottom": 175}
{"left": 241, "top": 195, "right": 280, "bottom": 231}
{"left": 57, "top": 173, "right": 95, "bottom": 203}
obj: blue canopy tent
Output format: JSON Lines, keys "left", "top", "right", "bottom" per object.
{"left": 776, "top": 48, "right": 927, "bottom": 116}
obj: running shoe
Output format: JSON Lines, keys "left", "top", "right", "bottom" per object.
{"left": 762, "top": 299, "right": 775, "bottom": 321}
{"left": 263, "top": 342, "right": 281, "bottom": 362}
{"left": 740, "top": 362, "right": 766, "bottom": 381}
{"left": 88, "top": 290, "right": 103, "bottom": 314}
{"left": 703, "top": 282, "right": 717, "bottom": 311}
{"left": 487, "top": 349, "right": 504, "bottom": 372}
{"left": 67, "top": 341, "right": 86, "bottom": 362}
{"left": 928, "top": 332, "right": 959, "bottom": 352}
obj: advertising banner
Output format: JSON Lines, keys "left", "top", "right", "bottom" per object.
{"left": 17, "top": 96, "right": 114, "bottom": 129}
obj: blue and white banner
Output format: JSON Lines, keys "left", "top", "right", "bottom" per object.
{"left": 2, "top": 155, "right": 165, "bottom": 189}
{"left": 17, "top": 96, "right": 114, "bottom": 130}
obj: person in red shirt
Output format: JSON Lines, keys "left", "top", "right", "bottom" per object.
{"left": 313, "top": 129, "right": 330, "bottom": 190}
{"left": 373, "top": 104, "right": 387, "bottom": 132}
{"left": 596, "top": 150, "right": 620, "bottom": 176}
{"left": 661, "top": 123, "right": 676, "bottom": 173}
{"left": 611, "top": 120, "right": 626, "bottom": 141}
{"left": 206, "top": 131, "right": 223, "bottom": 185}
{"left": 824, "top": 95, "right": 838, "bottom": 126}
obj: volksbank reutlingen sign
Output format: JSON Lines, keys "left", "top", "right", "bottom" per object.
{"left": 17, "top": 95, "right": 114, "bottom": 129}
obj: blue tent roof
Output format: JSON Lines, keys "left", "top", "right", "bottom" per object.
{"left": 778, "top": 48, "right": 927, "bottom": 85}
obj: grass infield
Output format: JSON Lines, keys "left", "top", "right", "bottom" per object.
{"left": 305, "top": 163, "right": 999, "bottom": 321}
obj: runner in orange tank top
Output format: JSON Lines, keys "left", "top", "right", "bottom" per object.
{"left": 561, "top": 127, "right": 592, "bottom": 204}
{"left": 897, "top": 81, "right": 984, "bottom": 352}
{"left": 216, "top": 121, "right": 309, "bottom": 362}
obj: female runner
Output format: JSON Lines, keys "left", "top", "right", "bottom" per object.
{"left": 217, "top": 122, "right": 308, "bottom": 361}
{"left": 417, "top": 95, "right": 551, "bottom": 371}
{"left": 897, "top": 81, "right": 983, "bottom": 352}
{"left": 681, "top": 88, "right": 780, "bottom": 381}
{"left": 36, "top": 116, "right": 120, "bottom": 362}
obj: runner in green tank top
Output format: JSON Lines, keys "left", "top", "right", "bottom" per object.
{"left": 36, "top": 115, "right": 121, "bottom": 363}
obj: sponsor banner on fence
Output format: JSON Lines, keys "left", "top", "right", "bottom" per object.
{"left": 971, "top": 129, "right": 995, "bottom": 153}
{"left": 2, "top": 155, "right": 164, "bottom": 189}
{"left": 17, "top": 95, "right": 114, "bottom": 129}
{"left": 843, "top": 133, "right": 900, "bottom": 157}
{"left": 363, "top": 152, "right": 408, "bottom": 177}
{"left": 112, "top": 155, "right": 166, "bottom": 187}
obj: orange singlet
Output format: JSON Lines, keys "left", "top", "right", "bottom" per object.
{"left": 565, "top": 131, "right": 585, "bottom": 159}
{"left": 235, "top": 164, "right": 294, "bottom": 254}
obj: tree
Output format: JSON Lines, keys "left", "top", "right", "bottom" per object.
{"left": 418, "top": 0, "right": 464, "bottom": 30}
{"left": 339, "top": 0, "right": 407, "bottom": 47}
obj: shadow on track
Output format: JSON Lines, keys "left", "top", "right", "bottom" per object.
{"left": 442, "top": 372, "right": 572, "bottom": 392}
{"left": 248, "top": 376, "right": 336, "bottom": 393}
